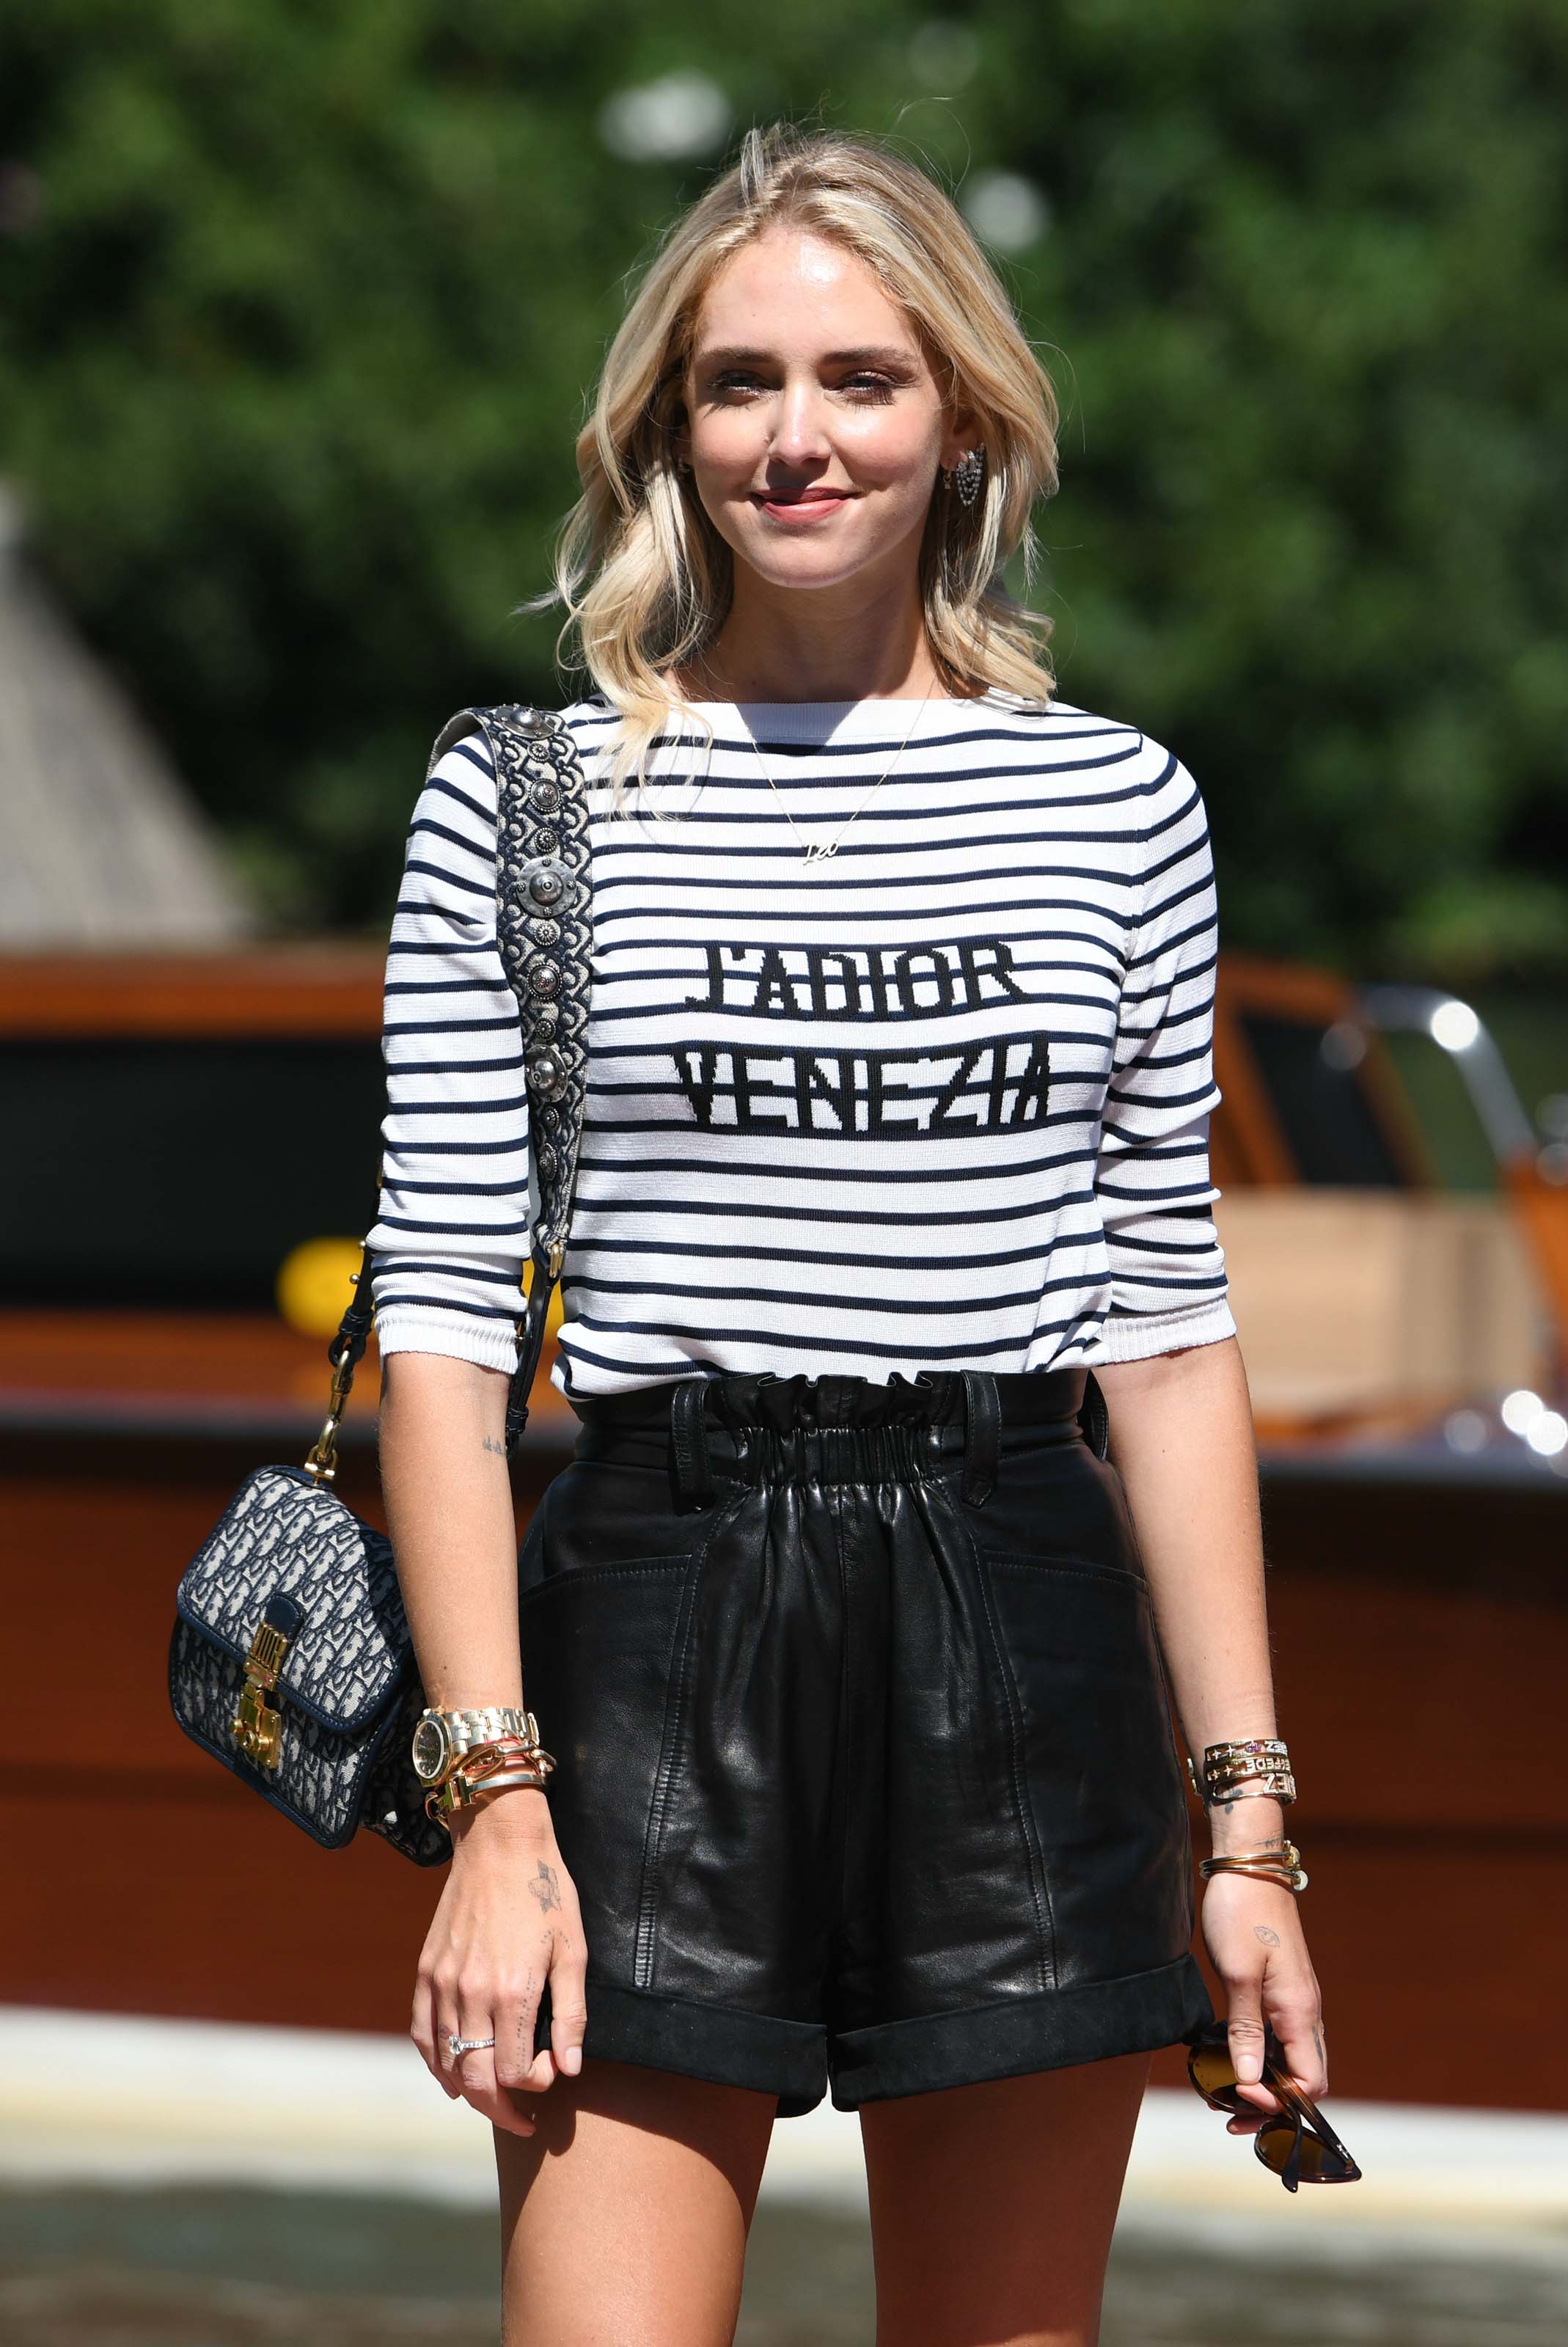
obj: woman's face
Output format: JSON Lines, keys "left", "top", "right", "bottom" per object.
{"left": 681, "top": 226, "right": 973, "bottom": 598}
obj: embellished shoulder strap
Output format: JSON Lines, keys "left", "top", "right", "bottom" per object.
{"left": 323, "top": 703, "right": 593, "bottom": 1472}
{"left": 432, "top": 703, "right": 593, "bottom": 1450}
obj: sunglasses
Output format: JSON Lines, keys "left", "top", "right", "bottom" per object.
{"left": 1187, "top": 2020, "right": 1363, "bottom": 2193}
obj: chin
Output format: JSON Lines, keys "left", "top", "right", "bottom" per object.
{"left": 733, "top": 532, "right": 878, "bottom": 596}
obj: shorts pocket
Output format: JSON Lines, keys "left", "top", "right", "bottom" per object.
{"left": 981, "top": 1558, "right": 1187, "bottom": 1886}
{"left": 519, "top": 1555, "right": 697, "bottom": 1980}
{"left": 524, "top": 1459, "right": 711, "bottom": 1592}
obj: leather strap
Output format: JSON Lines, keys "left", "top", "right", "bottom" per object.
{"left": 959, "top": 1369, "right": 1000, "bottom": 1505}
{"left": 670, "top": 1378, "right": 716, "bottom": 1506}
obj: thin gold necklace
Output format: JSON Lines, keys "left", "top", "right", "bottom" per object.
{"left": 740, "top": 686, "right": 937, "bottom": 863}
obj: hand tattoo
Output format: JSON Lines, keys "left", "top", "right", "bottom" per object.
{"left": 529, "top": 1861, "right": 562, "bottom": 1916}
{"left": 1253, "top": 1923, "right": 1281, "bottom": 1947}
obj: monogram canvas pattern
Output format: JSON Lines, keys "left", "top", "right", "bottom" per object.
{"left": 167, "top": 1615, "right": 398, "bottom": 1848}
{"left": 177, "top": 1466, "right": 406, "bottom": 1731}
{"left": 169, "top": 1465, "right": 442, "bottom": 1863}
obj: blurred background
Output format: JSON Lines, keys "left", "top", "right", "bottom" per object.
{"left": 3, "top": 4, "right": 1567, "bottom": 2341}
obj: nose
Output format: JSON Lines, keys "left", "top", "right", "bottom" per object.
{"left": 769, "top": 373, "right": 832, "bottom": 471}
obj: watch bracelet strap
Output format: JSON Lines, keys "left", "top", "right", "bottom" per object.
{"left": 432, "top": 1706, "right": 539, "bottom": 1750}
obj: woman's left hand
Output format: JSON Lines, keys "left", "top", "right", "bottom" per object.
{"left": 1201, "top": 1875, "right": 1326, "bottom": 2128}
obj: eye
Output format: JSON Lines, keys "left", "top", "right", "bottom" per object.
{"left": 703, "top": 369, "right": 904, "bottom": 404}
{"left": 837, "top": 373, "right": 898, "bottom": 404}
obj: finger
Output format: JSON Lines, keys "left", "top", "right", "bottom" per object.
{"left": 549, "top": 1954, "right": 588, "bottom": 2082}
{"left": 456, "top": 2043, "right": 536, "bottom": 2134}
{"left": 1223, "top": 1982, "right": 1280, "bottom": 2115}
{"left": 1269, "top": 1990, "right": 1327, "bottom": 2101}
{"left": 425, "top": 1978, "right": 465, "bottom": 2101}
{"left": 411, "top": 1966, "right": 439, "bottom": 2080}
{"left": 493, "top": 1969, "right": 547, "bottom": 2098}
{"left": 462, "top": 2080, "right": 541, "bottom": 2138}
{"left": 452, "top": 1997, "right": 535, "bottom": 2137}
{"left": 431, "top": 1971, "right": 479, "bottom": 2101}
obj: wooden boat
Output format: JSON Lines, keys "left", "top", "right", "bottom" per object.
{"left": 3, "top": 948, "right": 1564, "bottom": 2109}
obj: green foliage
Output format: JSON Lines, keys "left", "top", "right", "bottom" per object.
{"left": 1, "top": 0, "right": 1565, "bottom": 973}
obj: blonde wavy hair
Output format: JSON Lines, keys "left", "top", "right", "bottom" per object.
{"left": 544, "top": 121, "right": 1061, "bottom": 794}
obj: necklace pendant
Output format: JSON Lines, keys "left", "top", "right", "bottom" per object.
{"left": 804, "top": 839, "right": 839, "bottom": 863}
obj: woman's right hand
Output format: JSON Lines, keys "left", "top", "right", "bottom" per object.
{"left": 411, "top": 1790, "right": 589, "bottom": 2137}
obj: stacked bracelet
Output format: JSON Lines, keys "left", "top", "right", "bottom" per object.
{"left": 1199, "top": 1839, "right": 1308, "bottom": 1894}
{"left": 1186, "top": 1737, "right": 1297, "bottom": 1809}
{"left": 424, "top": 1732, "right": 557, "bottom": 1828}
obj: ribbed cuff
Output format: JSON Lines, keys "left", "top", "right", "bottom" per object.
{"left": 373, "top": 1308, "right": 520, "bottom": 1376}
{"left": 1090, "top": 1297, "right": 1238, "bottom": 1364}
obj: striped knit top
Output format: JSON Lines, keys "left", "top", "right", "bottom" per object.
{"left": 367, "top": 689, "right": 1237, "bottom": 1396}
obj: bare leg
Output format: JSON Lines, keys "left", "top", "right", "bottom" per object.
{"left": 495, "top": 2059, "right": 777, "bottom": 2346}
{"left": 860, "top": 2051, "right": 1150, "bottom": 2347}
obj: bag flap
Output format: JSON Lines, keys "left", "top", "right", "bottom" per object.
{"left": 175, "top": 1465, "right": 410, "bottom": 1735}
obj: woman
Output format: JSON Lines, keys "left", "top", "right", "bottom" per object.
{"left": 372, "top": 122, "right": 1327, "bottom": 2347}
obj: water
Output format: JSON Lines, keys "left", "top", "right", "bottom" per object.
{"left": 3, "top": 2188, "right": 1567, "bottom": 2345}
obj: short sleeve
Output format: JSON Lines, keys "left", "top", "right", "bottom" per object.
{"left": 1089, "top": 750, "right": 1237, "bottom": 1363}
{"left": 366, "top": 732, "right": 530, "bottom": 1374}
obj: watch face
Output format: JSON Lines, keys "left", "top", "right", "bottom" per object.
{"left": 411, "top": 1716, "right": 450, "bottom": 1784}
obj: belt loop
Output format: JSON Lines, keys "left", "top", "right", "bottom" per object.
{"left": 1079, "top": 1369, "right": 1110, "bottom": 1462}
{"left": 959, "top": 1370, "right": 1000, "bottom": 1506}
{"left": 670, "top": 1377, "right": 715, "bottom": 1506}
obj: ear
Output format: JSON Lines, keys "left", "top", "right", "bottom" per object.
{"left": 939, "top": 404, "right": 982, "bottom": 474}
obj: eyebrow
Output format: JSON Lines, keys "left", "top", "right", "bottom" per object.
{"left": 693, "top": 343, "right": 920, "bottom": 370}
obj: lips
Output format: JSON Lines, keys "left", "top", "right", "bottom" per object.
{"left": 754, "top": 488, "right": 853, "bottom": 522}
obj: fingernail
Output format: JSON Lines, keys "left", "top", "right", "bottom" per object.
{"left": 562, "top": 2047, "right": 582, "bottom": 2076}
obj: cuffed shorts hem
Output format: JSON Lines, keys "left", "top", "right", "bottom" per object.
{"left": 831, "top": 1954, "right": 1215, "bottom": 2111}
{"left": 565, "top": 1980, "right": 830, "bottom": 2117}
{"left": 546, "top": 1957, "right": 1212, "bottom": 2120}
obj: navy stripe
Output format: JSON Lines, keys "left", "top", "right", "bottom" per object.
{"left": 370, "top": 695, "right": 1234, "bottom": 1388}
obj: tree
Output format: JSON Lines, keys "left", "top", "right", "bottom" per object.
{"left": 3, "top": 0, "right": 1565, "bottom": 976}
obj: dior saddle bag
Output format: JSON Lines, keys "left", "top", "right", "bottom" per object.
{"left": 167, "top": 703, "right": 591, "bottom": 1865}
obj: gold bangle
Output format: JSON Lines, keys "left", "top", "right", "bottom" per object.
{"left": 1199, "top": 1839, "right": 1308, "bottom": 1893}
{"left": 425, "top": 1764, "right": 552, "bottom": 1827}
{"left": 460, "top": 1735, "right": 557, "bottom": 1784}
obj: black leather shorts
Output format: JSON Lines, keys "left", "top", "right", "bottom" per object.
{"left": 520, "top": 1368, "right": 1212, "bottom": 2117}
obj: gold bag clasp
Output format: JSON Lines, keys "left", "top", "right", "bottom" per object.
{"left": 232, "top": 1608, "right": 294, "bottom": 1770}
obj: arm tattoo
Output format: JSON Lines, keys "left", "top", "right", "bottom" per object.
{"left": 529, "top": 1861, "right": 562, "bottom": 1916}
{"left": 482, "top": 1435, "right": 507, "bottom": 1457}
{"left": 1253, "top": 1923, "right": 1281, "bottom": 1947}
